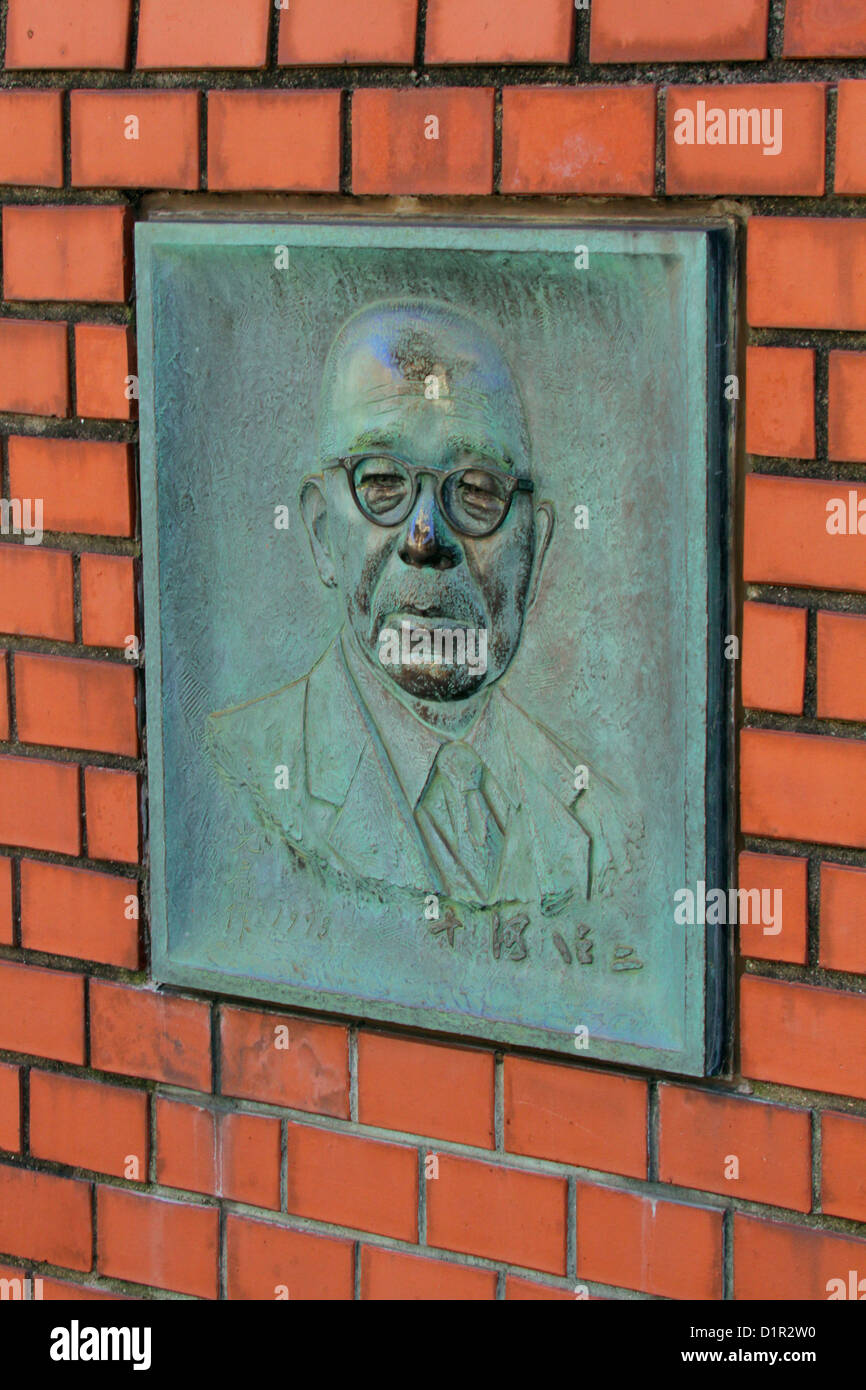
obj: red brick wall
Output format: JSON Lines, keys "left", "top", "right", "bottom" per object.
{"left": 1, "top": 0, "right": 865, "bottom": 1301}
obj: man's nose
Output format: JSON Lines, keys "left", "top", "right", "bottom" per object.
{"left": 398, "top": 481, "right": 460, "bottom": 570}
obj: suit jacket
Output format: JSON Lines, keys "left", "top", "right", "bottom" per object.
{"left": 206, "top": 636, "right": 640, "bottom": 911}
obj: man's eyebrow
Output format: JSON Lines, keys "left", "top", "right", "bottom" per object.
{"left": 346, "top": 429, "right": 399, "bottom": 451}
{"left": 445, "top": 435, "right": 514, "bottom": 472}
{"left": 340, "top": 429, "right": 516, "bottom": 472}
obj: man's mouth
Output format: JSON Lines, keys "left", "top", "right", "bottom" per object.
{"left": 386, "top": 608, "right": 469, "bottom": 630}
{"left": 376, "top": 610, "right": 491, "bottom": 680}
{"left": 371, "top": 586, "right": 487, "bottom": 642}
{"left": 402, "top": 603, "right": 445, "bottom": 617}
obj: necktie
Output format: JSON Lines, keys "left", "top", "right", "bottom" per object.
{"left": 416, "top": 740, "right": 505, "bottom": 902}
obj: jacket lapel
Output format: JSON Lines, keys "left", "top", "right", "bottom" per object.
{"left": 496, "top": 695, "right": 592, "bottom": 905}
{"left": 305, "top": 641, "right": 439, "bottom": 891}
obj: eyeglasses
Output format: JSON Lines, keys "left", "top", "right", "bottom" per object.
{"left": 324, "top": 452, "right": 534, "bottom": 539}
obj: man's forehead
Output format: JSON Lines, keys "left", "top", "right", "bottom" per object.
{"left": 336, "top": 328, "right": 503, "bottom": 397}
{"left": 320, "top": 309, "right": 530, "bottom": 466}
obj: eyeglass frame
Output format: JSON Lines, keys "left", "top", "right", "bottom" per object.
{"left": 323, "top": 452, "right": 535, "bottom": 539}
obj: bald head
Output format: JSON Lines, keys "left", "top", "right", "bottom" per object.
{"left": 317, "top": 299, "right": 531, "bottom": 475}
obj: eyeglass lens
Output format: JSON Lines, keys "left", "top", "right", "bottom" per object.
{"left": 352, "top": 455, "right": 511, "bottom": 537}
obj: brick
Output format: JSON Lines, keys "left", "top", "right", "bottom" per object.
{"left": 278, "top": 0, "right": 416, "bottom": 65}
{"left": 30, "top": 1071, "right": 147, "bottom": 1179}
{"left": 741, "top": 974, "right": 866, "bottom": 1100}
{"left": 8, "top": 437, "right": 134, "bottom": 538}
{"left": 16, "top": 653, "right": 137, "bottom": 756}
{"left": 98, "top": 1188, "right": 218, "bottom": 1298}
{"left": 822, "top": 1111, "right": 866, "bottom": 1222}
{"left": 502, "top": 87, "right": 655, "bottom": 195}
{"left": 358, "top": 1032, "right": 494, "bottom": 1148}
{"left": 223, "top": 1112, "right": 282, "bottom": 1209}
{"left": 0, "top": 960, "right": 84, "bottom": 1063}
{"left": 220, "top": 1006, "right": 348, "bottom": 1118}
{"left": 737, "top": 851, "right": 808, "bottom": 964}
{"left": 818, "top": 612, "right": 866, "bottom": 722}
{"left": 741, "top": 602, "right": 807, "bottom": 714}
{"left": 5, "top": 0, "right": 131, "bottom": 68}
{"left": 504, "top": 1056, "right": 647, "bottom": 1178}
{"left": 226, "top": 1214, "right": 353, "bottom": 1300}
{"left": 207, "top": 91, "right": 340, "bottom": 193}
{"left": 743, "top": 475, "right": 866, "bottom": 592}
{"left": 590, "top": 0, "right": 769, "bottom": 61}
{"left": 835, "top": 83, "right": 866, "bottom": 194}
{"left": 427, "top": 1154, "right": 567, "bottom": 1274}
{"left": 828, "top": 352, "right": 866, "bottom": 462}
{"left": 2, "top": 206, "right": 128, "bottom": 304}
{"left": 352, "top": 88, "right": 494, "bottom": 196}
{"left": 85, "top": 767, "right": 139, "bottom": 863}
{"left": 506, "top": 1276, "right": 578, "bottom": 1299}
{"left": 80, "top": 554, "right": 136, "bottom": 649}
{"left": 361, "top": 1246, "right": 496, "bottom": 1300}
{"left": 784, "top": 0, "right": 866, "bottom": 57}
{"left": 0, "top": 319, "right": 68, "bottom": 417}
{"left": 0, "top": 545, "right": 75, "bottom": 642}
{"left": 137, "top": 0, "right": 270, "bottom": 69}
{"left": 286, "top": 1124, "right": 417, "bottom": 1241}
{"left": 0, "top": 755, "right": 79, "bottom": 854}
{"left": 741, "top": 728, "right": 866, "bottom": 850}
{"left": 748, "top": 218, "right": 866, "bottom": 330}
{"left": 0, "top": 91, "right": 63, "bottom": 185}
{"left": 659, "top": 1086, "right": 811, "bottom": 1211}
{"left": 820, "top": 862, "right": 866, "bottom": 975}
{"left": 0, "top": 1165, "right": 91, "bottom": 1271}
{"left": 745, "top": 346, "right": 815, "bottom": 459}
{"left": 91, "top": 980, "right": 212, "bottom": 1090}
{"left": 0, "top": 857, "right": 11, "bottom": 944}
{"left": 156, "top": 1099, "right": 215, "bottom": 1195}
{"left": 75, "top": 324, "right": 136, "bottom": 421}
{"left": 157, "top": 1100, "right": 280, "bottom": 1209}
{"left": 71, "top": 90, "right": 199, "bottom": 189}
{"left": 426, "top": 0, "right": 573, "bottom": 64}
{"left": 577, "top": 1184, "right": 722, "bottom": 1299}
{"left": 734, "top": 1213, "right": 866, "bottom": 1300}
{"left": 667, "top": 84, "right": 824, "bottom": 196}
{"left": 0, "top": 1064, "right": 21, "bottom": 1151}
{"left": 20, "top": 859, "right": 139, "bottom": 969}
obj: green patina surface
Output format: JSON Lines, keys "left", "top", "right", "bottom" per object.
{"left": 137, "top": 216, "right": 732, "bottom": 1074}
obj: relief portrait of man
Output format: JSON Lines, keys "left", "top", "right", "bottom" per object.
{"left": 206, "top": 298, "right": 642, "bottom": 917}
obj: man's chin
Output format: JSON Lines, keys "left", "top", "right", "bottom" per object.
{"left": 366, "top": 611, "right": 493, "bottom": 701}
{"left": 378, "top": 661, "right": 489, "bottom": 702}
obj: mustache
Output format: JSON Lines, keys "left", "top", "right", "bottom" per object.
{"left": 370, "top": 576, "right": 486, "bottom": 635}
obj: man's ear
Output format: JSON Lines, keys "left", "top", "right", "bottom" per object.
{"left": 299, "top": 476, "right": 337, "bottom": 589}
{"left": 528, "top": 500, "right": 554, "bottom": 609}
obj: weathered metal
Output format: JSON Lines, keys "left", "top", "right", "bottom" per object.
{"left": 137, "top": 216, "right": 733, "bottom": 1074}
